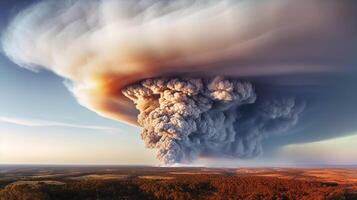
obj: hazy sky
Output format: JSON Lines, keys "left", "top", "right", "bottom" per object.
{"left": 1, "top": 0, "right": 357, "bottom": 166}
{"left": 0, "top": 51, "right": 158, "bottom": 165}
{"left": 0, "top": 0, "right": 157, "bottom": 165}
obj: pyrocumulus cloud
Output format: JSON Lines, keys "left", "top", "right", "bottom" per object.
{"left": 123, "top": 77, "right": 304, "bottom": 164}
{"left": 4, "top": 0, "right": 350, "bottom": 164}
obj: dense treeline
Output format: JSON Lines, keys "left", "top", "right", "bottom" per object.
{"left": 0, "top": 174, "right": 356, "bottom": 200}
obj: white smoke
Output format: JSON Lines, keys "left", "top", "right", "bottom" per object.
{"left": 3, "top": 0, "right": 343, "bottom": 164}
{"left": 1, "top": 0, "right": 335, "bottom": 124}
{"left": 123, "top": 77, "right": 304, "bottom": 164}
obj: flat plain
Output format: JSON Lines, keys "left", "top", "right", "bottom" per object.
{"left": 0, "top": 165, "right": 356, "bottom": 200}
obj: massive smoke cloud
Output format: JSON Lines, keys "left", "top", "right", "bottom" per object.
{"left": 2, "top": 0, "right": 356, "bottom": 164}
{"left": 123, "top": 77, "right": 304, "bottom": 164}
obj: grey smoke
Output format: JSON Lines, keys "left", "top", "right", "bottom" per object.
{"left": 123, "top": 77, "right": 305, "bottom": 165}
{"left": 4, "top": 0, "right": 357, "bottom": 165}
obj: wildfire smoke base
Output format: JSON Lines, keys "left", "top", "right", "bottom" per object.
{"left": 123, "top": 77, "right": 304, "bottom": 165}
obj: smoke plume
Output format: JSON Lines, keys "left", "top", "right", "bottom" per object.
{"left": 123, "top": 77, "right": 304, "bottom": 164}
{"left": 4, "top": 0, "right": 353, "bottom": 164}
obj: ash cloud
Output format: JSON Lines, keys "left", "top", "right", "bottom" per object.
{"left": 1, "top": 0, "right": 346, "bottom": 124}
{"left": 2, "top": 0, "right": 357, "bottom": 164}
{"left": 123, "top": 77, "right": 304, "bottom": 164}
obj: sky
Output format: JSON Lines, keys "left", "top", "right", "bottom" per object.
{"left": 0, "top": 0, "right": 357, "bottom": 166}
{"left": 0, "top": 0, "right": 158, "bottom": 165}
{"left": 0, "top": 51, "right": 158, "bottom": 165}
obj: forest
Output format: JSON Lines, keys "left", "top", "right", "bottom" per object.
{"left": 1, "top": 170, "right": 356, "bottom": 200}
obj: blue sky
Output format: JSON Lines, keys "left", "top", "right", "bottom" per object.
{"left": 1, "top": 0, "right": 357, "bottom": 166}
{"left": 0, "top": 53, "right": 158, "bottom": 164}
{"left": 0, "top": 0, "right": 156, "bottom": 164}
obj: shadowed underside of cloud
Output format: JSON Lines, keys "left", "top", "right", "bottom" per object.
{"left": 2, "top": 0, "right": 357, "bottom": 164}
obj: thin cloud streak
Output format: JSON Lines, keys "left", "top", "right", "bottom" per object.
{"left": 0, "top": 116, "right": 123, "bottom": 133}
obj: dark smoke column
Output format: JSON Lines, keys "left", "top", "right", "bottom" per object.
{"left": 123, "top": 77, "right": 304, "bottom": 165}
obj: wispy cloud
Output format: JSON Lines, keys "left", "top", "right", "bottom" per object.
{"left": 0, "top": 116, "right": 123, "bottom": 133}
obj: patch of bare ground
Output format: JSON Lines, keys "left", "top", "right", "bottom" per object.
{"left": 301, "top": 169, "right": 357, "bottom": 184}
{"left": 170, "top": 171, "right": 221, "bottom": 175}
{"left": 10, "top": 181, "right": 65, "bottom": 186}
{"left": 68, "top": 174, "right": 128, "bottom": 180}
{"left": 139, "top": 176, "right": 174, "bottom": 180}
{"left": 244, "top": 168, "right": 357, "bottom": 184}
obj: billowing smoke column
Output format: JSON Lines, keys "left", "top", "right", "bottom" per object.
{"left": 3, "top": 0, "right": 346, "bottom": 165}
{"left": 123, "top": 77, "right": 304, "bottom": 164}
